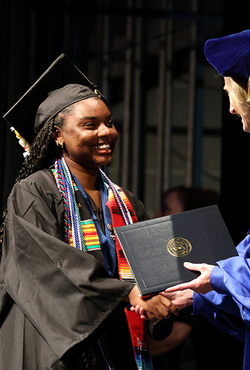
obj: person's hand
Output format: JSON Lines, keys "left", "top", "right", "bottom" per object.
{"left": 164, "top": 262, "right": 214, "bottom": 295}
{"left": 131, "top": 289, "right": 193, "bottom": 318}
{"left": 127, "top": 286, "right": 178, "bottom": 320}
{"left": 130, "top": 304, "right": 147, "bottom": 319}
{"left": 160, "top": 289, "right": 193, "bottom": 310}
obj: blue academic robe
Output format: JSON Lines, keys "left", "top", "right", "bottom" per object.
{"left": 193, "top": 234, "right": 250, "bottom": 369}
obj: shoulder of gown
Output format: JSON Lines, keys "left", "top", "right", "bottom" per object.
{"left": 0, "top": 168, "right": 135, "bottom": 369}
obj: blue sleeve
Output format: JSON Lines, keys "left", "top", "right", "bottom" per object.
{"left": 193, "top": 291, "right": 245, "bottom": 342}
{"left": 210, "top": 234, "right": 250, "bottom": 327}
{"left": 191, "top": 235, "right": 250, "bottom": 342}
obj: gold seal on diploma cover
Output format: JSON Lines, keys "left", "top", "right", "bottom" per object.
{"left": 167, "top": 237, "right": 192, "bottom": 257}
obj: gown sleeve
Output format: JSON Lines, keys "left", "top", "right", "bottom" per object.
{"left": 1, "top": 171, "right": 134, "bottom": 359}
{"left": 192, "top": 234, "right": 250, "bottom": 342}
{"left": 193, "top": 291, "right": 246, "bottom": 342}
{"left": 209, "top": 234, "right": 250, "bottom": 327}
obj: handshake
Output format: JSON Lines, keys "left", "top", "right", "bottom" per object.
{"left": 126, "top": 261, "right": 214, "bottom": 321}
{"left": 126, "top": 285, "right": 178, "bottom": 320}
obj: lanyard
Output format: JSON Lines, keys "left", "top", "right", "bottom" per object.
{"left": 72, "top": 172, "right": 117, "bottom": 276}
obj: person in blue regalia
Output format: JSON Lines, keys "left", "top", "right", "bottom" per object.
{"left": 158, "top": 30, "right": 250, "bottom": 370}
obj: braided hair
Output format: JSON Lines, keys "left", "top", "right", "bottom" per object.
{"left": 0, "top": 105, "right": 75, "bottom": 258}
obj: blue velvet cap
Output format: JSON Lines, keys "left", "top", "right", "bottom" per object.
{"left": 204, "top": 30, "right": 250, "bottom": 101}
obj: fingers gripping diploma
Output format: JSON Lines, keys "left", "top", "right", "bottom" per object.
{"left": 128, "top": 286, "right": 178, "bottom": 320}
{"left": 165, "top": 262, "right": 215, "bottom": 295}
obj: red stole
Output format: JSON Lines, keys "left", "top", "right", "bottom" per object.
{"left": 106, "top": 187, "right": 153, "bottom": 370}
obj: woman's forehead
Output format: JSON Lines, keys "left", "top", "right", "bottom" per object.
{"left": 73, "top": 97, "right": 110, "bottom": 115}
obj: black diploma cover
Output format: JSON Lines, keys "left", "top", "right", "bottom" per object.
{"left": 114, "top": 205, "right": 237, "bottom": 296}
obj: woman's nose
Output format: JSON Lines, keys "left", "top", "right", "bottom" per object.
{"left": 229, "top": 103, "right": 237, "bottom": 115}
{"left": 98, "top": 123, "right": 110, "bottom": 136}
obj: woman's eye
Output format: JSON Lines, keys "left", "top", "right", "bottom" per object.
{"left": 106, "top": 120, "right": 114, "bottom": 127}
{"left": 84, "top": 122, "right": 95, "bottom": 128}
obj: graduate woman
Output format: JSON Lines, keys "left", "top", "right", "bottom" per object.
{"left": 0, "top": 55, "right": 177, "bottom": 370}
{"left": 158, "top": 30, "right": 250, "bottom": 370}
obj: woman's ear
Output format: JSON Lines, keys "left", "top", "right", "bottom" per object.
{"left": 52, "top": 126, "right": 64, "bottom": 148}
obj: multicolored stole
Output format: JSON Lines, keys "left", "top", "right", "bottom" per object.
{"left": 53, "top": 158, "right": 153, "bottom": 370}
{"left": 103, "top": 177, "right": 153, "bottom": 370}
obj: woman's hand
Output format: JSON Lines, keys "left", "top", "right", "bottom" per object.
{"left": 126, "top": 286, "right": 178, "bottom": 320}
{"left": 164, "top": 262, "right": 214, "bottom": 295}
{"left": 130, "top": 289, "right": 193, "bottom": 319}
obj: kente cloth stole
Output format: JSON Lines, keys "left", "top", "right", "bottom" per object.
{"left": 53, "top": 158, "right": 153, "bottom": 370}
{"left": 102, "top": 176, "right": 152, "bottom": 370}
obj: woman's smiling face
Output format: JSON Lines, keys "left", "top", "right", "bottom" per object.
{"left": 55, "top": 97, "right": 118, "bottom": 170}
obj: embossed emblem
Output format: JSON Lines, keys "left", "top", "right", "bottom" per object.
{"left": 167, "top": 237, "right": 192, "bottom": 257}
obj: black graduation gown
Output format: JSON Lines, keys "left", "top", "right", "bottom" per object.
{"left": 0, "top": 168, "right": 148, "bottom": 370}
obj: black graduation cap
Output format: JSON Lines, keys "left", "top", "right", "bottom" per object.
{"left": 204, "top": 30, "right": 250, "bottom": 102}
{"left": 3, "top": 54, "right": 106, "bottom": 144}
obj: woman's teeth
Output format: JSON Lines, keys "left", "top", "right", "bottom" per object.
{"left": 93, "top": 144, "right": 110, "bottom": 150}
